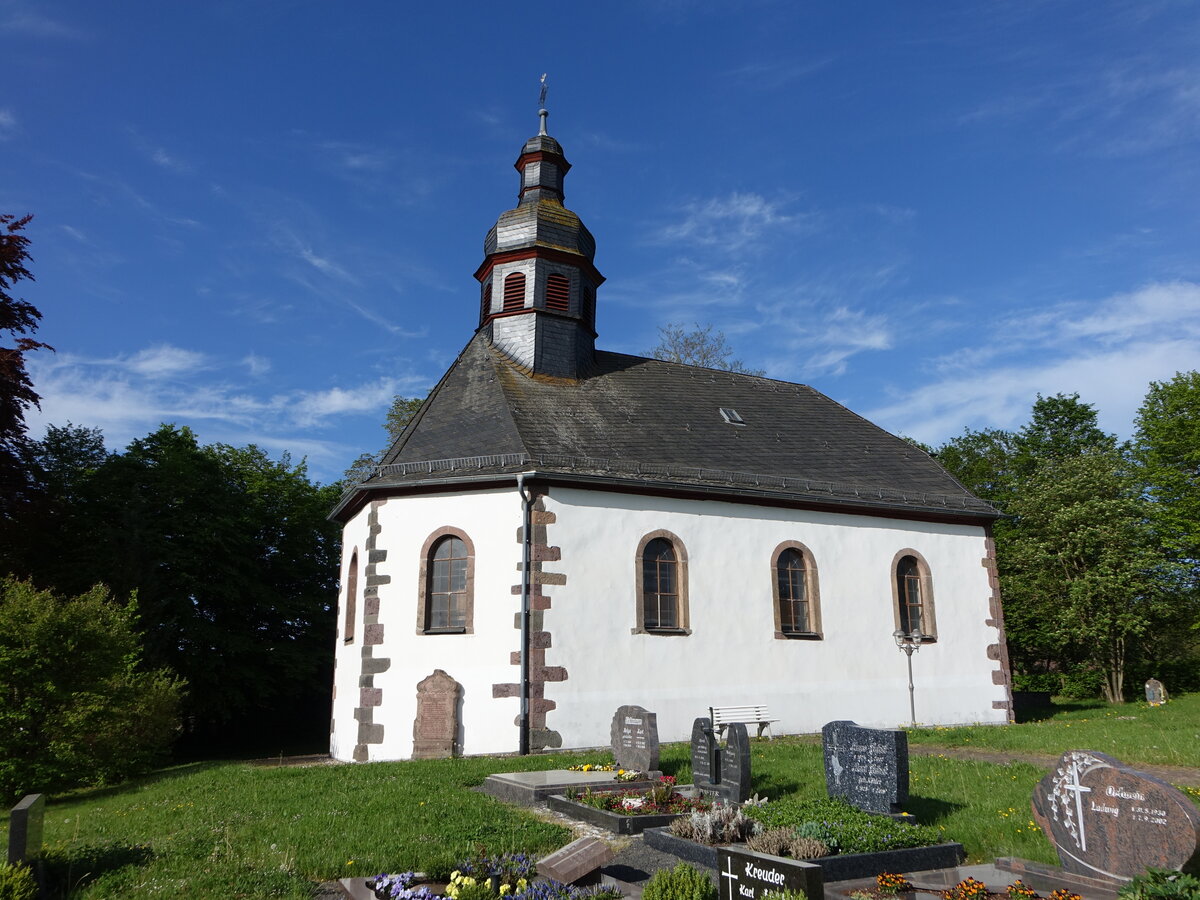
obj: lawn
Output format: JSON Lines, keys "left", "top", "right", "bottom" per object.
{"left": 902, "top": 692, "right": 1200, "bottom": 768}
{"left": 4, "top": 694, "right": 1198, "bottom": 898}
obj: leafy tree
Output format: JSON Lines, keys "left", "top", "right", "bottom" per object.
{"left": 0, "top": 214, "right": 52, "bottom": 515}
{"left": 1, "top": 424, "right": 341, "bottom": 752}
{"left": 1134, "top": 371, "right": 1200, "bottom": 577}
{"left": 1001, "top": 449, "right": 1173, "bottom": 703}
{"left": 342, "top": 393, "right": 425, "bottom": 484}
{"left": 1014, "top": 392, "right": 1116, "bottom": 468}
{"left": 0, "top": 578, "right": 183, "bottom": 800}
{"left": 649, "top": 322, "right": 765, "bottom": 375}
{"left": 935, "top": 427, "right": 1019, "bottom": 507}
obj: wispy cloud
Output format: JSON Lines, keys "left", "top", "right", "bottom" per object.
{"left": 0, "top": 108, "right": 16, "bottom": 140}
{"left": 726, "top": 57, "right": 835, "bottom": 90}
{"left": 25, "top": 345, "right": 429, "bottom": 479}
{"left": 0, "top": 7, "right": 86, "bottom": 39}
{"left": 655, "top": 192, "right": 813, "bottom": 252}
{"left": 865, "top": 280, "right": 1200, "bottom": 443}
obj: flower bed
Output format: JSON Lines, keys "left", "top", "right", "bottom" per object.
{"left": 547, "top": 777, "right": 712, "bottom": 835}
{"left": 368, "top": 851, "right": 621, "bottom": 900}
{"left": 644, "top": 797, "right": 965, "bottom": 882}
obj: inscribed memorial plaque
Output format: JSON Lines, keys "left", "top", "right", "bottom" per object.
{"left": 821, "top": 720, "right": 908, "bottom": 815}
{"left": 1031, "top": 750, "right": 1200, "bottom": 881}
{"left": 690, "top": 717, "right": 719, "bottom": 789}
{"left": 716, "top": 846, "right": 823, "bottom": 900}
{"left": 610, "top": 705, "right": 659, "bottom": 773}
{"left": 719, "top": 722, "right": 752, "bottom": 803}
{"left": 1145, "top": 679, "right": 1168, "bottom": 706}
{"left": 412, "top": 669, "right": 461, "bottom": 759}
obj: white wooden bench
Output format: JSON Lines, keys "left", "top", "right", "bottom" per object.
{"left": 709, "top": 705, "right": 778, "bottom": 740}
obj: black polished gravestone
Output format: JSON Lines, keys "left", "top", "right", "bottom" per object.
{"left": 7, "top": 793, "right": 44, "bottom": 865}
{"left": 717, "top": 846, "right": 823, "bottom": 900}
{"left": 690, "top": 716, "right": 720, "bottom": 790}
{"left": 719, "top": 722, "right": 752, "bottom": 804}
{"left": 610, "top": 705, "right": 660, "bottom": 774}
{"left": 822, "top": 720, "right": 909, "bottom": 815}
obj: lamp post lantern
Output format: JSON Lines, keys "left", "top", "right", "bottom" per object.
{"left": 893, "top": 627, "right": 925, "bottom": 727}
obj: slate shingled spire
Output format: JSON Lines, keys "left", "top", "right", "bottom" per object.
{"left": 474, "top": 104, "right": 605, "bottom": 379}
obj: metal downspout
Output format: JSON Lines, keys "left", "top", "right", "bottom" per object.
{"left": 516, "top": 474, "right": 532, "bottom": 755}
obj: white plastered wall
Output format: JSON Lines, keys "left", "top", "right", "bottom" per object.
{"left": 330, "top": 483, "right": 1009, "bottom": 761}
{"left": 539, "top": 487, "right": 1009, "bottom": 751}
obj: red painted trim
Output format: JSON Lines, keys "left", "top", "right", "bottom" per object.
{"left": 514, "top": 150, "right": 571, "bottom": 174}
{"left": 474, "top": 247, "right": 605, "bottom": 286}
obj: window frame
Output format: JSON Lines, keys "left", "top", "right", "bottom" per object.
{"left": 770, "top": 541, "right": 822, "bottom": 640}
{"left": 416, "top": 527, "right": 476, "bottom": 635}
{"left": 890, "top": 548, "right": 937, "bottom": 642}
{"left": 633, "top": 529, "right": 691, "bottom": 635}
{"left": 343, "top": 548, "right": 359, "bottom": 644}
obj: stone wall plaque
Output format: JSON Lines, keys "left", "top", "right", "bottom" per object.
{"left": 1032, "top": 750, "right": 1200, "bottom": 881}
{"left": 412, "top": 669, "right": 461, "bottom": 759}
{"left": 7, "top": 794, "right": 45, "bottom": 865}
{"left": 691, "top": 717, "right": 720, "bottom": 789}
{"left": 610, "top": 705, "right": 659, "bottom": 773}
{"left": 719, "top": 722, "right": 752, "bottom": 803}
{"left": 822, "top": 720, "right": 909, "bottom": 815}
{"left": 716, "top": 846, "right": 823, "bottom": 900}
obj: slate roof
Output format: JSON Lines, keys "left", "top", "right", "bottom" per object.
{"left": 332, "top": 332, "right": 998, "bottom": 523}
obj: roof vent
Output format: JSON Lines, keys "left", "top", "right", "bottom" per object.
{"left": 719, "top": 407, "right": 746, "bottom": 426}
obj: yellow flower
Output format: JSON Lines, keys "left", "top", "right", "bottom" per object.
{"left": 500, "top": 886, "right": 511, "bottom": 895}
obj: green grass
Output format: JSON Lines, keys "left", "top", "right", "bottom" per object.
{"left": 903, "top": 693, "right": 1200, "bottom": 768}
{"left": 5, "top": 696, "right": 1199, "bottom": 898}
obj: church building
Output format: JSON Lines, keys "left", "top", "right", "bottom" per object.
{"left": 329, "top": 107, "right": 1013, "bottom": 763}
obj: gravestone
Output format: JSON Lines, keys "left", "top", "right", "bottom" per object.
{"left": 691, "top": 716, "right": 720, "bottom": 790}
{"left": 412, "top": 669, "right": 461, "bottom": 759}
{"left": 7, "top": 793, "right": 45, "bottom": 864}
{"left": 719, "top": 722, "right": 752, "bottom": 803}
{"left": 821, "top": 720, "right": 909, "bottom": 815}
{"left": 717, "top": 846, "right": 823, "bottom": 900}
{"left": 537, "top": 836, "right": 614, "bottom": 885}
{"left": 610, "top": 705, "right": 659, "bottom": 773}
{"left": 1031, "top": 749, "right": 1200, "bottom": 881}
{"left": 1145, "top": 678, "right": 1168, "bottom": 706}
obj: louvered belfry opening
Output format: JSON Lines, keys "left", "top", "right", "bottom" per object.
{"left": 480, "top": 283, "right": 492, "bottom": 321}
{"left": 502, "top": 272, "right": 526, "bottom": 311}
{"left": 545, "top": 273, "right": 570, "bottom": 311}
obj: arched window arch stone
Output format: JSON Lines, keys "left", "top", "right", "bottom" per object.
{"left": 417, "top": 527, "right": 476, "bottom": 635}
{"left": 770, "top": 540, "right": 822, "bottom": 640}
{"left": 890, "top": 548, "right": 937, "bottom": 642}
{"left": 633, "top": 529, "right": 691, "bottom": 635}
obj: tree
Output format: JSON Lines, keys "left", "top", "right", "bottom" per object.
{"left": 1, "top": 424, "right": 342, "bottom": 753}
{"left": 649, "top": 323, "right": 765, "bottom": 375}
{"left": 1001, "top": 449, "right": 1173, "bottom": 703}
{"left": 1134, "top": 371, "right": 1200, "bottom": 577}
{"left": 342, "top": 393, "right": 426, "bottom": 485}
{"left": 0, "top": 214, "right": 52, "bottom": 513}
{"left": 934, "top": 427, "right": 1019, "bottom": 508}
{"left": 0, "top": 578, "right": 183, "bottom": 799}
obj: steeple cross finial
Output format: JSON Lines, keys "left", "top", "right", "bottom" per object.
{"left": 538, "top": 73, "right": 549, "bottom": 135}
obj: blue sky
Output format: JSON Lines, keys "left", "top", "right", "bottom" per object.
{"left": 4, "top": 1, "right": 1199, "bottom": 484}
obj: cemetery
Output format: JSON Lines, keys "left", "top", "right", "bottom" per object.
{"left": 3, "top": 698, "right": 1197, "bottom": 899}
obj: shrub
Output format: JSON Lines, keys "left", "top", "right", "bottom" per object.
{"left": 0, "top": 579, "right": 185, "bottom": 800}
{"left": 668, "top": 801, "right": 761, "bottom": 845}
{"left": 745, "top": 797, "right": 944, "bottom": 855}
{"left": 761, "top": 891, "right": 811, "bottom": 900}
{"left": 642, "top": 863, "right": 717, "bottom": 900}
{"left": 1118, "top": 870, "right": 1200, "bottom": 900}
{"left": 0, "top": 864, "right": 36, "bottom": 900}
{"left": 744, "top": 828, "right": 829, "bottom": 860}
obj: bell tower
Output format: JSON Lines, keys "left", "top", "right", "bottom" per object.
{"left": 475, "top": 91, "right": 604, "bottom": 379}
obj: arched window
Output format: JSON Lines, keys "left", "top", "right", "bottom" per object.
{"left": 417, "top": 528, "right": 475, "bottom": 634}
{"left": 481, "top": 282, "right": 492, "bottom": 320}
{"left": 634, "top": 530, "right": 690, "bottom": 634}
{"left": 892, "top": 550, "right": 936, "bottom": 641}
{"left": 343, "top": 549, "right": 359, "bottom": 643}
{"left": 771, "top": 542, "right": 822, "bottom": 639}
{"left": 545, "top": 273, "right": 570, "bottom": 311}
{"left": 502, "top": 272, "right": 526, "bottom": 311}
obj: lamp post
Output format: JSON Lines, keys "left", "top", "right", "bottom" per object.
{"left": 893, "top": 627, "right": 925, "bottom": 727}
